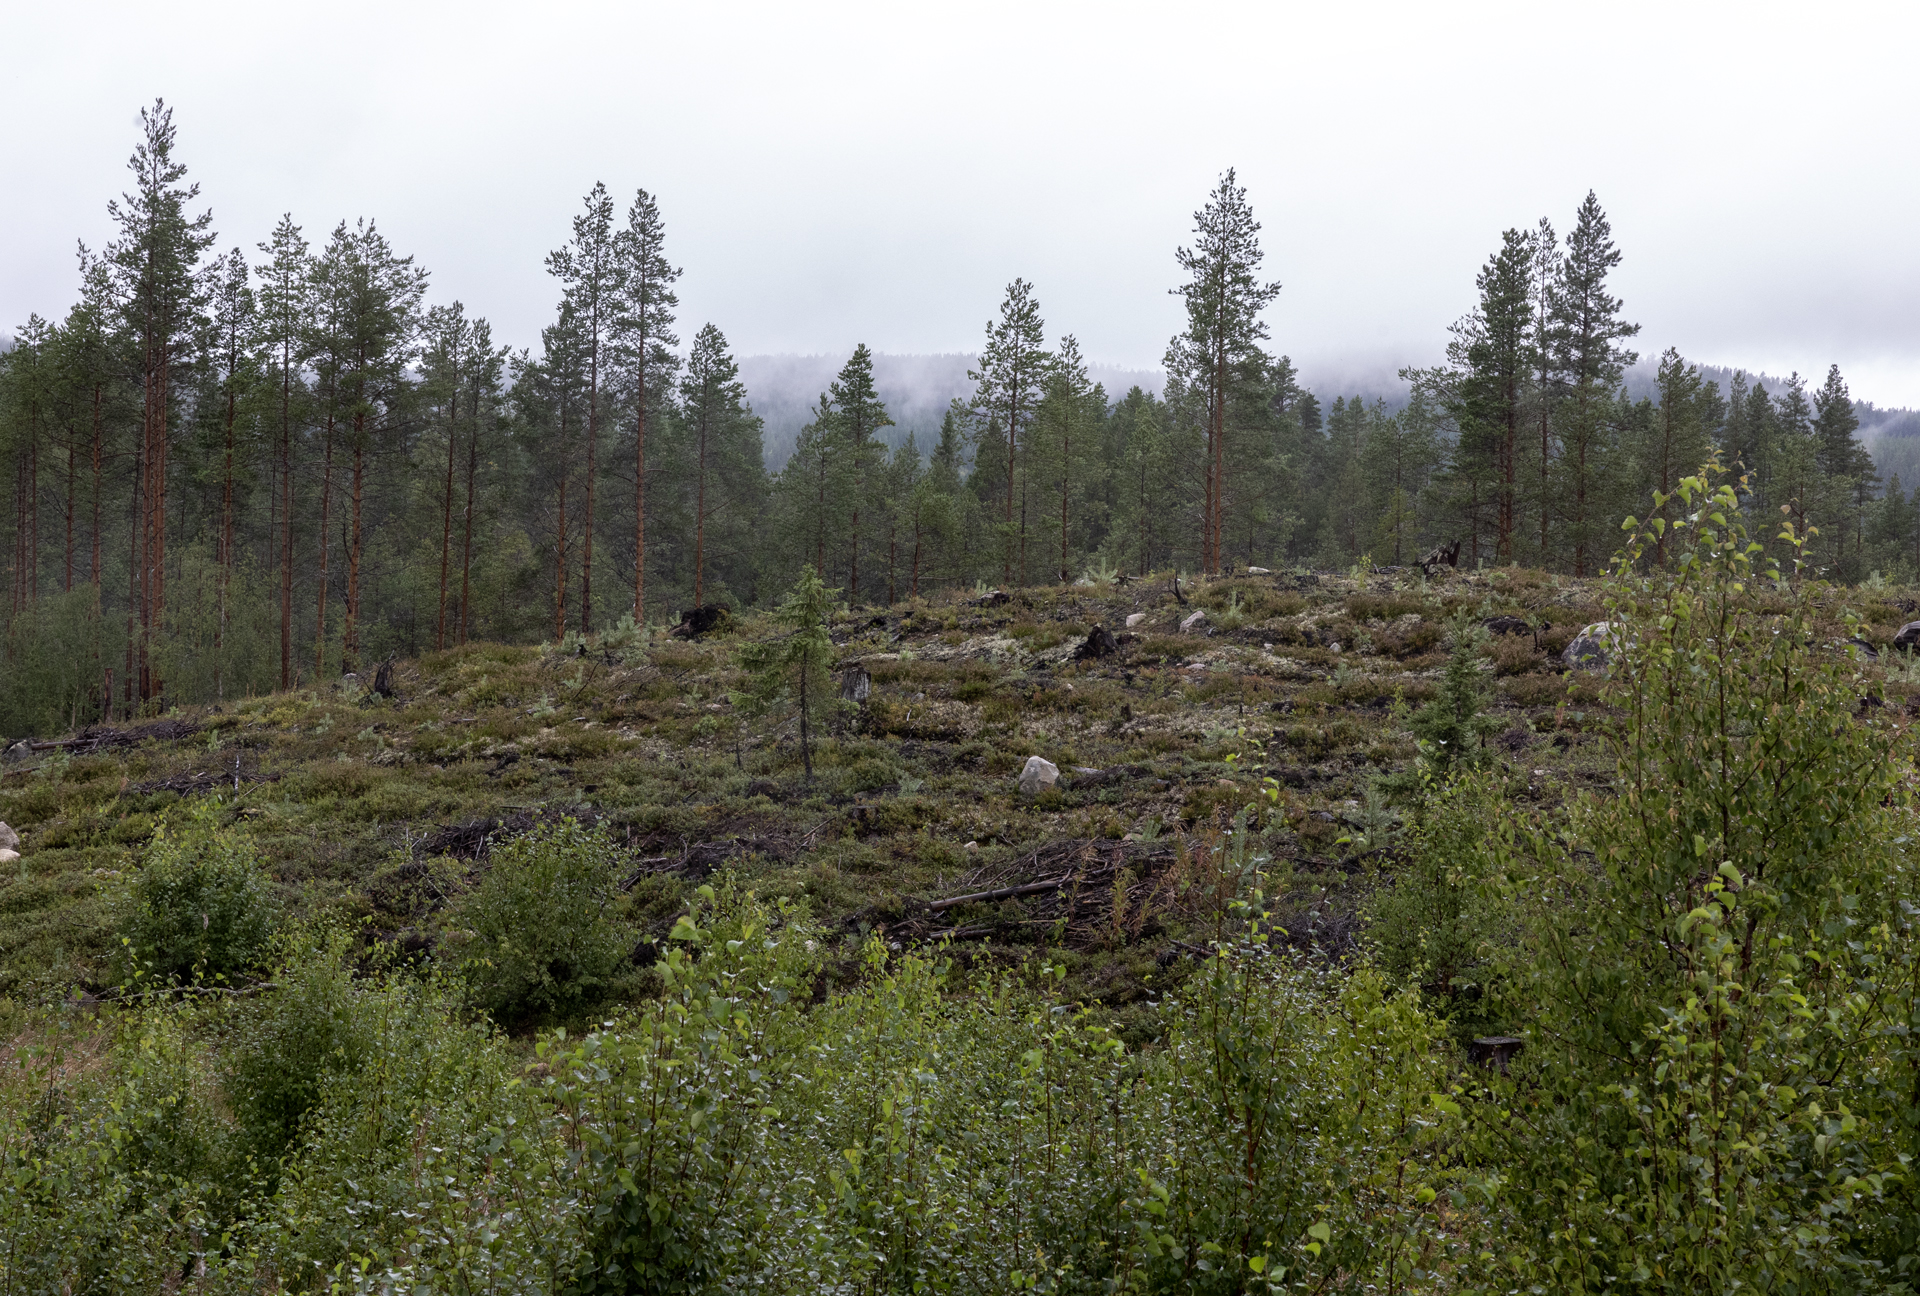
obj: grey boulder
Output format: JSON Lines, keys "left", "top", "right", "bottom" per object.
{"left": 1018, "top": 755, "right": 1060, "bottom": 795}
{"left": 1562, "top": 621, "right": 1619, "bottom": 670}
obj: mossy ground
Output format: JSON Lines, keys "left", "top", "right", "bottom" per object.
{"left": 4, "top": 564, "right": 1907, "bottom": 1029}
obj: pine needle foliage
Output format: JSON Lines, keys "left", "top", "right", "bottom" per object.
{"left": 1378, "top": 612, "right": 1500, "bottom": 806}
{"left": 735, "top": 564, "right": 839, "bottom": 780}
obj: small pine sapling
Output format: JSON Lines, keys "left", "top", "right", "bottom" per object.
{"left": 1378, "top": 612, "right": 1501, "bottom": 806}
{"left": 736, "top": 565, "right": 841, "bottom": 781}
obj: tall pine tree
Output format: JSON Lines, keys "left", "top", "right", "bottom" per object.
{"left": 967, "top": 280, "right": 1048, "bottom": 586}
{"left": 1546, "top": 192, "right": 1638, "bottom": 574}
{"left": 614, "top": 189, "right": 680, "bottom": 623}
{"left": 1167, "top": 169, "right": 1281, "bottom": 574}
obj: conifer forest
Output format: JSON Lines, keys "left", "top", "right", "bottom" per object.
{"left": 5, "top": 101, "right": 1920, "bottom": 1294}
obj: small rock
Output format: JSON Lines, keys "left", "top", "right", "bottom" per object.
{"left": 1180, "top": 610, "right": 1208, "bottom": 633}
{"left": 3, "top": 741, "right": 29, "bottom": 763}
{"left": 1073, "top": 625, "right": 1120, "bottom": 660}
{"left": 1484, "top": 615, "right": 1533, "bottom": 637}
{"left": 1247, "top": 566, "right": 1271, "bottom": 574}
{"left": 1018, "top": 755, "right": 1060, "bottom": 795}
{"left": 0, "top": 849, "right": 17, "bottom": 866}
{"left": 971, "top": 589, "right": 1011, "bottom": 607}
{"left": 963, "top": 840, "right": 980, "bottom": 851}
{"left": 1329, "top": 642, "right": 1342, "bottom": 653}
{"left": 1849, "top": 637, "right": 1879, "bottom": 661}
{"left": 839, "top": 667, "right": 871, "bottom": 705}
{"left": 0, "top": 822, "right": 17, "bottom": 852}
{"left": 1125, "top": 612, "right": 1147, "bottom": 628}
{"left": 1895, "top": 620, "right": 1920, "bottom": 651}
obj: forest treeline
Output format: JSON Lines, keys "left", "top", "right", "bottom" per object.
{"left": 1, "top": 100, "right": 1909, "bottom": 734}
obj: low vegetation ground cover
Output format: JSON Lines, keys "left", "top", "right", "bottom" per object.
{"left": 5, "top": 484, "right": 1920, "bottom": 1291}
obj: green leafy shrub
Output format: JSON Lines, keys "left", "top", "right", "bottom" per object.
{"left": 1365, "top": 771, "right": 1512, "bottom": 1028}
{"left": 448, "top": 818, "right": 634, "bottom": 1026}
{"left": 0, "top": 1009, "right": 226, "bottom": 1292}
{"left": 241, "top": 962, "right": 561, "bottom": 1284}
{"left": 547, "top": 882, "right": 1456, "bottom": 1294}
{"left": 116, "top": 817, "right": 278, "bottom": 984}
{"left": 226, "top": 930, "right": 377, "bottom": 1168}
{"left": 1471, "top": 473, "right": 1920, "bottom": 1289}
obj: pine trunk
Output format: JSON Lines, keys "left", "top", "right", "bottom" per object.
{"left": 279, "top": 351, "right": 295, "bottom": 690}
{"left": 582, "top": 346, "right": 597, "bottom": 634}
{"left": 693, "top": 404, "right": 707, "bottom": 608}
{"left": 460, "top": 383, "right": 479, "bottom": 644}
{"left": 315, "top": 402, "right": 335, "bottom": 679}
{"left": 345, "top": 436, "right": 364, "bottom": 673}
{"left": 437, "top": 361, "right": 458, "bottom": 649}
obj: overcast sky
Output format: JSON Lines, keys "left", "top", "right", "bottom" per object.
{"left": 4, "top": 0, "right": 1917, "bottom": 404}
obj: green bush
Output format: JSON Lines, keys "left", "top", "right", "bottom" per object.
{"left": 0, "top": 1008, "right": 226, "bottom": 1292}
{"left": 1470, "top": 473, "right": 1920, "bottom": 1289}
{"left": 1365, "top": 771, "right": 1512, "bottom": 1030}
{"left": 545, "top": 881, "right": 1455, "bottom": 1294}
{"left": 115, "top": 817, "right": 278, "bottom": 984}
{"left": 449, "top": 818, "right": 634, "bottom": 1026}
{"left": 226, "top": 930, "right": 377, "bottom": 1169}
{"left": 240, "top": 962, "right": 560, "bottom": 1284}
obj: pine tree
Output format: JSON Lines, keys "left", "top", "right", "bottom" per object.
{"left": 255, "top": 215, "right": 309, "bottom": 689}
{"left": 1769, "top": 375, "right": 1822, "bottom": 555}
{"left": 1364, "top": 386, "right": 1443, "bottom": 566}
{"left": 318, "top": 219, "right": 425, "bottom": 673}
{"left": 1313, "top": 396, "right": 1371, "bottom": 567}
{"left": 826, "top": 344, "right": 892, "bottom": 603}
{"left": 548, "top": 183, "right": 620, "bottom": 632}
{"left": 737, "top": 565, "right": 839, "bottom": 781}
{"left": 526, "top": 303, "right": 590, "bottom": 641}
{"left": 614, "top": 189, "right": 681, "bottom": 624}
{"left": 1167, "top": 169, "right": 1282, "bottom": 574}
{"left": 1451, "top": 228, "right": 1533, "bottom": 563}
{"left": 678, "top": 323, "right": 764, "bottom": 608}
{"left": 907, "top": 413, "right": 965, "bottom": 596}
{"left": 1526, "top": 217, "right": 1562, "bottom": 564}
{"left": 1644, "top": 350, "right": 1716, "bottom": 564}
{"left": 201, "top": 247, "right": 258, "bottom": 694}
{"left": 1377, "top": 614, "right": 1501, "bottom": 806}
{"left": 879, "top": 434, "right": 923, "bottom": 605}
{"left": 1106, "top": 386, "right": 1174, "bottom": 576}
{"left": 1032, "top": 335, "right": 1102, "bottom": 581}
{"left": 1546, "top": 192, "right": 1639, "bottom": 575}
{"left": 420, "top": 303, "right": 473, "bottom": 649}
{"left": 104, "top": 98, "right": 216, "bottom": 704}
{"left": 967, "top": 280, "right": 1048, "bottom": 586}
{"left": 456, "top": 319, "right": 506, "bottom": 645}
{"left": 1812, "top": 364, "right": 1874, "bottom": 579}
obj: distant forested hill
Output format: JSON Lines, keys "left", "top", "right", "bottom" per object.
{"left": 740, "top": 353, "right": 1162, "bottom": 468}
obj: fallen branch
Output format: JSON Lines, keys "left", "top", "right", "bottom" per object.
{"left": 926, "top": 875, "right": 1073, "bottom": 912}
